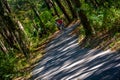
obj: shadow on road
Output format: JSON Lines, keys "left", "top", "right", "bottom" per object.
{"left": 31, "top": 23, "right": 120, "bottom": 80}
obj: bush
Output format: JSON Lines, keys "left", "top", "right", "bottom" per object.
{"left": 0, "top": 51, "right": 17, "bottom": 80}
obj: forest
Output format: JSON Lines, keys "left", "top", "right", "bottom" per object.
{"left": 0, "top": 0, "right": 120, "bottom": 79}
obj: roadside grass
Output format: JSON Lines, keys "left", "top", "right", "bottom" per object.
{"left": 12, "top": 31, "right": 60, "bottom": 80}
{"left": 78, "top": 30, "right": 120, "bottom": 51}
{"left": 12, "top": 45, "right": 45, "bottom": 80}
{"left": 68, "top": 20, "right": 120, "bottom": 51}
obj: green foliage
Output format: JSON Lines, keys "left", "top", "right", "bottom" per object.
{"left": 82, "top": 1, "right": 120, "bottom": 33}
{"left": 0, "top": 51, "right": 17, "bottom": 80}
{"left": 41, "top": 10, "right": 57, "bottom": 32}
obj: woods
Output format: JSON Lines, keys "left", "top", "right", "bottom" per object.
{"left": 0, "top": 0, "right": 120, "bottom": 79}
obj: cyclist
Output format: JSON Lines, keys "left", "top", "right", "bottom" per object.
{"left": 55, "top": 19, "right": 65, "bottom": 30}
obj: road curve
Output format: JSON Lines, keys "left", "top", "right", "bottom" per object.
{"left": 31, "top": 23, "right": 120, "bottom": 80}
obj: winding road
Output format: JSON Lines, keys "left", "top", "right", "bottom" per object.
{"left": 31, "top": 23, "right": 120, "bottom": 80}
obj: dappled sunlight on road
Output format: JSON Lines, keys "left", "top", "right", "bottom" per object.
{"left": 31, "top": 23, "right": 120, "bottom": 80}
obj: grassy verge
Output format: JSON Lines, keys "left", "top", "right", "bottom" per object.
{"left": 12, "top": 31, "right": 60, "bottom": 80}
{"left": 78, "top": 30, "right": 120, "bottom": 51}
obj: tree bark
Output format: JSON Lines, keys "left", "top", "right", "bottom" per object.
{"left": 45, "top": 0, "right": 51, "bottom": 10}
{"left": 0, "top": 39, "right": 8, "bottom": 54}
{"left": 45, "top": 0, "right": 59, "bottom": 17}
{"left": 55, "top": 0, "right": 71, "bottom": 22}
{"left": 30, "top": 2, "right": 47, "bottom": 35}
{"left": 66, "top": 0, "right": 77, "bottom": 19}
{"left": 51, "top": 0, "right": 60, "bottom": 17}
{"left": 0, "top": 0, "right": 29, "bottom": 58}
{"left": 32, "top": 6, "right": 44, "bottom": 28}
{"left": 72, "top": 0, "right": 93, "bottom": 36}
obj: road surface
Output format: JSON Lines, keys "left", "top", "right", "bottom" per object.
{"left": 31, "top": 23, "right": 120, "bottom": 80}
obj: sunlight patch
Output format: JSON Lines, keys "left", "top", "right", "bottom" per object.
{"left": 32, "top": 66, "right": 44, "bottom": 75}
{"left": 115, "top": 64, "right": 120, "bottom": 67}
{"left": 88, "top": 49, "right": 111, "bottom": 61}
{"left": 65, "top": 59, "right": 85, "bottom": 69}
{"left": 62, "top": 43, "right": 78, "bottom": 51}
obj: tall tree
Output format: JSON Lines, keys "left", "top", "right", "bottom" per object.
{"left": 45, "top": 0, "right": 59, "bottom": 17}
{"left": 51, "top": 0, "right": 60, "bottom": 17}
{"left": 71, "top": 0, "right": 93, "bottom": 36}
{"left": 28, "top": 1, "right": 47, "bottom": 36}
{"left": 65, "top": 0, "right": 77, "bottom": 19}
{"left": 0, "top": 38, "right": 8, "bottom": 54}
{"left": 0, "top": 0, "right": 29, "bottom": 57}
{"left": 55, "top": 0, "right": 71, "bottom": 22}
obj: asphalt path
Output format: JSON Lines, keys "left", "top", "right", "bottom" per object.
{"left": 31, "top": 23, "right": 120, "bottom": 80}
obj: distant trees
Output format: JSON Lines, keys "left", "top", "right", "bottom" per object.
{"left": 45, "top": 0, "right": 93, "bottom": 36}
{"left": 1, "top": 0, "right": 119, "bottom": 57}
{"left": 28, "top": 1, "right": 47, "bottom": 37}
{"left": 51, "top": 0, "right": 120, "bottom": 36}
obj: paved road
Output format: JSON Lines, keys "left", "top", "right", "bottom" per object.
{"left": 31, "top": 23, "right": 120, "bottom": 80}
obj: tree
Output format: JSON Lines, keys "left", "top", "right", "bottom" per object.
{"left": 71, "top": 0, "right": 93, "bottom": 36}
{"left": 55, "top": 0, "right": 71, "bottom": 22}
{"left": 45, "top": 0, "right": 59, "bottom": 17}
{"left": 85, "top": 0, "right": 120, "bottom": 33}
{"left": 0, "top": 38, "right": 8, "bottom": 54}
{"left": 65, "top": 0, "right": 77, "bottom": 19}
{"left": 0, "top": 0, "right": 29, "bottom": 58}
{"left": 28, "top": 1, "right": 47, "bottom": 37}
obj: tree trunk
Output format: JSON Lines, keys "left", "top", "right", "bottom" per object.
{"left": 30, "top": 3, "right": 47, "bottom": 35}
{"left": 45, "top": 0, "right": 59, "bottom": 17}
{"left": 32, "top": 6, "right": 44, "bottom": 28}
{"left": 55, "top": 0, "right": 71, "bottom": 22}
{"left": 78, "top": 11, "right": 93, "bottom": 36}
{"left": 51, "top": 0, "right": 60, "bottom": 17}
{"left": 17, "top": 20, "right": 27, "bottom": 35}
{"left": 2, "top": 0, "right": 11, "bottom": 13}
{"left": 0, "top": 0, "right": 29, "bottom": 58}
{"left": 66, "top": 0, "right": 77, "bottom": 19}
{"left": 45, "top": 0, "right": 51, "bottom": 10}
{"left": 72, "top": 0, "right": 93, "bottom": 36}
{"left": 0, "top": 39, "right": 8, "bottom": 54}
